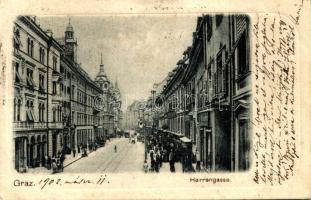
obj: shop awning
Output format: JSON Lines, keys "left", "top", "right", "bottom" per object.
{"left": 180, "top": 136, "right": 192, "bottom": 143}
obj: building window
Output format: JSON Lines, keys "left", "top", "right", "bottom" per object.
{"left": 27, "top": 39, "right": 34, "bottom": 57}
{"left": 39, "top": 47, "right": 45, "bottom": 64}
{"left": 14, "top": 98, "right": 22, "bottom": 122}
{"left": 53, "top": 109, "right": 56, "bottom": 122}
{"left": 39, "top": 74, "right": 45, "bottom": 93}
{"left": 52, "top": 82, "right": 57, "bottom": 94}
{"left": 71, "top": 111, "right": 74, "bottom": 124}
{"left": 27, "top": 38, "right": 32, "bottom": 56}
{"left": 26, "top": 100, "right": 34, "bottom": 123}
{"left": 67, "top": 71, "right": 70, "bottom": 79}
{"left": 216, "top": 15, "right": 223, "bottom": 27}
{"left": 13, "top": 28, "right": 21, "bottom": 52}
{"left": 71, "top": 85, "right": 75, "bottom": 99}
{"left": 237, "top": 32, "right": 248, "bottom": 76}
{"left": 38, "top": 103, "right": 42, "bottom": 122}
{"left": 216, "top": 49, "right": 227, "bottom": 97}
{"left": 60, "top": 83, "right": 63, "bottom": 96}
{"left": 67, "top": 86, "right": 71, "bottom": 96}
{"left": 207, "top": 64, "right": 212, "bottom": 101}
{"left": 42, "top": 104, "right": 45, "bottom": 122}
{"left": 38, "top": 103, "right": 45, "bottom": 122}
{"left": 60, "top": 65, "right": 64, "bottom": 74}
{"left": 26, "top": 68, "right": 34, "bottom": 89}
{"left": 15, "top": 62, "right": 21, "bottom": 83}
{"left": 17, "top": 99, "right": 21, "bottom": 121}
{"left": 216, "top": 52, "right": 223, "bottom": 96}
{"left": 52, "top": 56, "right": 57, "bottom": 71}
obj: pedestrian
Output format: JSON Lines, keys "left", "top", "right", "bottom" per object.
{"left": 60, "top": 153, "right": 65, "bottom": 170}
{"left": 195, "top": 150, "right": 201, "bottom": 172}
{"left": 143, "top": 160, "right": 148, "bottom": 173}
{"left": 181, "top": 153, "right": 186, "bottom": 173}
{"left": 169, "top": 150, "right": 175, "bottom": 172}
{"left": 73, "top": 149, "right": 76, "bottom": 157}
{"left": 157, "top": 150, "right": 163, "bottom": 168}
{"left": 155, "top": 152, "right": 160, "bottom": 173}
{"left": 150, "top": 150, "right": 155, "bottom": 171}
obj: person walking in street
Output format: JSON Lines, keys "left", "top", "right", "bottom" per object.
{"left": 150, "top": 150, "right": 155, "bottom": 171}
{"left": 169, "top": 150, "right": 175, "bottom": 172}
{"left": 114, "top": 145, "right": 117, "bottom": 153}
{"left": 143, "top": 160, "right": 149, "bottom": 173}
{"left": 155, "top": 152, "right": 160, "bottom": 173}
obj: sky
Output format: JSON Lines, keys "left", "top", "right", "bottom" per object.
{"left": 38, "top": 15, "right": 199, "bottom": 110}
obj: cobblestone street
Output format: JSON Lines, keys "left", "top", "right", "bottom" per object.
{"left": 64, "top": 138, "right": 145, "bottom": 173}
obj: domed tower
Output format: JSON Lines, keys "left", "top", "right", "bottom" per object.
{"left": 95, "top": 53, "right": 110, "bottom": 91}
{"left": 64, "top": 18, "right": 78, "bottom": 62}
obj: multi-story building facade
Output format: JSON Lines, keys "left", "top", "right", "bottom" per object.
{"left": 153, "top": 14, "right": 250, "bottom": 172}
{"left": 13, "top": 17, "right": 121, "bottom": 172}
{"left": 52, "top": 21, "right": 104, "bottom": 156}
{"left": 13, "top": 16, "right": 63, "bottom": 171}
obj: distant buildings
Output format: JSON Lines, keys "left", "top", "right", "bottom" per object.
{"left": 13, "top": 16, "right": 122, "bottom": 172}
{"left": 151, "top": 15, "right": 251, "bottom": 172}
{"left": 124, "top": 100, "right": 147, "bottom": 130}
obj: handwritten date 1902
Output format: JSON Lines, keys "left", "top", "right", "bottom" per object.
{"left": 37, "top": 175, "right": 109, "bottom": 189}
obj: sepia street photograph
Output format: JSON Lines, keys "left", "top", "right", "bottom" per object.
{"left": 12, "top": 14, "right": 251, "bottom": 174}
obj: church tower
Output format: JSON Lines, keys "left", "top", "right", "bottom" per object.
{"left": 95, "top": 53, "right": 110, "bottom": 91}
{"left": 64, "top": 18, "right": 78, "bottom": 62}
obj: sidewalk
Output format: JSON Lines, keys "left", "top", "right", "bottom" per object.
{"left": 27, "top": 139, "right": 117, "bottom": 173}
{"left": 63, "top": 138, "right": 118, "bottom": 168}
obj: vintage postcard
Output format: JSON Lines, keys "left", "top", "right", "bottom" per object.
{"left": 0, "top": 0, "right": 310, "bottom": 199}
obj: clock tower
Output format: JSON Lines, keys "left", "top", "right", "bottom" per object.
{"left": 64, "top": 19, "right": 78, "bottom": 62}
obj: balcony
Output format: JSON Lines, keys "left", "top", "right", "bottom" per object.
{"left": 14, "top": 121, "right": 47, "bottom": 131}
{"left": 48, "top": 122, "right": 63, "bottom": 129}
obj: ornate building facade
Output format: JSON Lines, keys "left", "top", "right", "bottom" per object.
{"left": 152, "top": 14, "right": 251, "bottom": 172}
{"left": 94, "top": 55, "right": 122, "bottom": 138}
{"left": 13, "top": 17, "right": 122, "bottom": 172}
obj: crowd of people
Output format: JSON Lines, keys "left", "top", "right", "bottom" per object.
{"left": 143, "top": 133, "right": 178, "bottom": 173}
{"left": 143, "top": 131, "right": 199, "bottom": 173}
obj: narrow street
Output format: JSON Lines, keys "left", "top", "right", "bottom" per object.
{"left": 64, "top": 138, "right": 145, "bottom": 173}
